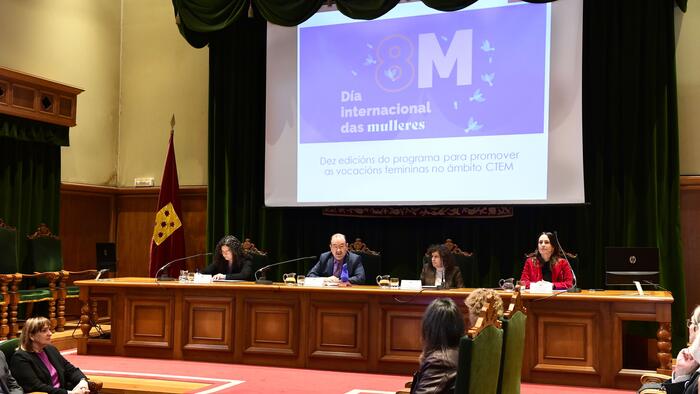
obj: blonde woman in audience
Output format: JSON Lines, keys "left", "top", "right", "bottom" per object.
{"left": 464, "top": 288, "right": 504, "bottom": 327}
{"left": 10, "top": 317, "right": 90, "bottom": 394}
{"left": 410, "top": 298, "right": 465, "bottom": 394}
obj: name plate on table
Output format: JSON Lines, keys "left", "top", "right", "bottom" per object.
{"left": 530, "top": 280, "right": 553, "bottom": 294}
{"left": 400, "top": 280, "right": 422, "bottom": 290}
{"left": 193, "top": 274, "right": 213, "bottom": 284}
{"left": 303, "top": 277, "right": 326, "bottom": 287}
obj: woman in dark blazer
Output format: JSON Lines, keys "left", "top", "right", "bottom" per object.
{"left": 420, "top": 244, "right": 464, "bottom": 289}
{"left": 10, "top": 316, "right": 90, "bottom": 394}
{"left": 410, "top": 298, "right": 464, "bottom": 393}
{"left": 202, "top": 235, "right": 253, "bottom": 281}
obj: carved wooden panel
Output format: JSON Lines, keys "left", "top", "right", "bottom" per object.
{"left": 0, "top": 67, "right": 82, "bottom": 126}
{"left": 379, "top": 306, "right": 423, "bottom": 363}
{"left": 309, "top": 300, "right": 368, "bottom": 360}
{"left": 125, "top": 296, "right": 173, "bottom": 348}
{"left": 535, "top": 312, "right": 598, "bottom": 373}
{"left": 243, "top": 298, "right": 298, "bottom": 356}
{"left": 183, "top": 296, "right": 234, "bottom": 352}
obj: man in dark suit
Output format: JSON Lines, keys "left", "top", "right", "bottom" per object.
{"left": 0, "top": 351, "right": 22, "bottom": 394}
{"left": 307, "top": 233, "right": 365, "bottom": 284}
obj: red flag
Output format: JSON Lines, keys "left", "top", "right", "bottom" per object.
{"left": 148, "top": 129, "right": 186, "bottom": 278}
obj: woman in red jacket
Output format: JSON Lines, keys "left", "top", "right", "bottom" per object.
{"left": 519, "top": 232, "right": 573, "bottom": 290}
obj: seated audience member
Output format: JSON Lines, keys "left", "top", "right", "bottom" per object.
{"left": 10, "top": 317, "right": 90, "bottom": 394}
{"left": 307, "top": 233, "right": 366, "bottom": 284}
{"left": 411, "top": 298, "right": 465, "bottom": 394}
{"left": 519, "top": 232, "right": 573, "bottom": 290}
{"left": 421, "top": 244, "right": 464, "bottom": 289}
{"left": 464, "top": 288, "right": 504, "bottom": 327}
{"left": 202, "top": 235, "right": 253, "bottom": 281}
{"left": 0, "top": 350, "right": 22, "bottom": 394}
{"left": 640, "top": 305, "right": 700, "bottom": 394}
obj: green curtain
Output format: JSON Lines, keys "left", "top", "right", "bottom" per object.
{"left": 173, "top": 0, "right": 555, "bottom": 47}
{"left": 204, "top": 0, "right": 687, "bottom": 351}
{"left": 0, "top": 115, "right": 63, "bottom": 273}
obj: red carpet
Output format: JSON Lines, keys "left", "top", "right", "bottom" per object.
{"left": 63, "top": 350, "right": 634, "bottom": 393}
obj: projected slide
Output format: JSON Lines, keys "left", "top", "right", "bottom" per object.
{"left": 296, "top": 2, "right": 550, "bottom": 203}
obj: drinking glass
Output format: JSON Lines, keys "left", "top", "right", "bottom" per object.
{"left": 390, "top": 277, "right": 400, "bottom": 289}
{"left": 296, "top": 275, "right": 305, "bottom": 286}
{"left": 187, "top": 272, "right": 195, "bottom": 282}
{"left": 179, "top": 270, "right": 188, "bottom": 283}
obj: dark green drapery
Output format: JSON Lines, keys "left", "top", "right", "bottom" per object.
{"left": 0, "top": 115, "right": 64, "bottom": 273}
{"left": 173, "top": 0, "right": 558, "bottom": 48}
{"left": 199, "top": 0, "right": 687, "bottom": 351}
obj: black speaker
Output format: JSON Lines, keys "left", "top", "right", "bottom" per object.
{"left": 96, "top": 242, "right": 116, "bottom": 272}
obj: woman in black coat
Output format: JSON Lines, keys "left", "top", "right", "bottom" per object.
{"left": 202, "top": 235, "right": 253, "bottom": 280}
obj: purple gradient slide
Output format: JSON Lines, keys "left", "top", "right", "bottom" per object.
{"left": 299, "top": 4, "right": 548, "bottom": 144}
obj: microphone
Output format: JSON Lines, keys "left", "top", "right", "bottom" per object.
{"left": 95, "top": 268, "right": 110, "bottom": 281}
{"left": 155, "top": 252, "right": 213, "bottom": 281}
{"left": 254, "top": 256, "right": 317, "bottom": 285}
{"left": 642, "top": 280, "right": 669, "bottom": 292}
{"left": 553, "top": 231, "right": 580, "bottom": 293}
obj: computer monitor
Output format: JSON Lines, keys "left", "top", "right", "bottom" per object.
{"left": 96, "top": 242, "right": 116, "bottom": 273}
{"left": 605, "top": 247, "right": 659, "bottom": 288}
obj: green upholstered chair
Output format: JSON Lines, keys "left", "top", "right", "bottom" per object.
{"left": 24, "top": 224, "right": 98, "bottom": 333}
{"left": 9, "top": 224, "right": 62, "bottom": 336}
{"left": 0, "top": 220, "right": 18, "bottom": 339}
{"left": 454, "top": 295, "right": 504, "bottom": 394}
{"left": 497, "top": 285, "right": 528, "bottom": 394}
{"left": 0, "top": 337, "right": 19, "bottom": 361}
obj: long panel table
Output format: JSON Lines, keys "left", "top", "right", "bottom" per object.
{"left": 75, "top": 278, "right": 673, "bottom": 389}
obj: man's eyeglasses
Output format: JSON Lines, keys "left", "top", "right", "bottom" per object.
{"left": 687, "top": 319, "right": 697, "bottom": 328}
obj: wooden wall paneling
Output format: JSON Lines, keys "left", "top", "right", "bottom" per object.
{"left": 60, "top": 184, "right": 116, "bottom": 272}
{"left": 115, "top": 187, "right": 207, "bottom": 278}
{"left": 115, "top": 191, "right": 157, "bottom": 278}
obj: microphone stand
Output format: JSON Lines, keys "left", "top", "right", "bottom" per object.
{"left": 255, "top": 256, "right": 317, "bottom": 285}
{"left": 553, "top": 231, "right": 581, "bottom": 293}
{"left": 155, "top": 252, "right": 213, "bottom": 281}
{"left": 95, "top": 268, "right": 110, "bottom": 281}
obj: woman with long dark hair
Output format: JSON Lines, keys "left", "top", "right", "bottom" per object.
{"left": 202, "top": 235, "right": 253, "bottom": 280}
{"left": 519, "top": 232, "right": 573, "bottom": 290}
{"left": 420, "top": 244, "right": 464, "bottom": 289}
{"left": 410, "top": 298, "right": 465, "bottom": 394}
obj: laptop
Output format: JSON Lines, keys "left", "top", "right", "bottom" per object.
{"left": 605, "top": 247, "right": 659, "bottom": 287}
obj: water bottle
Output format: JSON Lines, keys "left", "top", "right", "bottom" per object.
{"left": 341, "top": 264, "right": 349, "bottom": 283}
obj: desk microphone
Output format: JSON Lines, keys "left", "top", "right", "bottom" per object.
{"left": 95, "top": 268, "right": 110, "bottom": 281}
{"left": 642, "top": 280, "right": 669, "bottom": 292}
{"left": 553, "top": 231, "right": 580, "bottom": 293}
{"left": 255, "top": 256, "right": 317, "bottom": 285}
{"left": 155, "top": 252, "right": 213, "bottom": 281}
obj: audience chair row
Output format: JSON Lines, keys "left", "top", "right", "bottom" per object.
{"left": 0, "top": 221, "right": 98, "bottom": 340}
